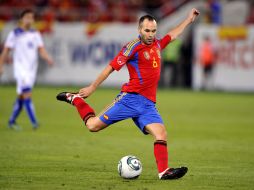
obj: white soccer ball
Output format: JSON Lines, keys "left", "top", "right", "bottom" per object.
{"left": 118, "top": 155, "right": 142, "bottom": 179}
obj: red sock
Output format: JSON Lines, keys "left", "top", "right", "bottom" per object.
{"left": 154, "top": 140, "right": 169, "bottom": 173}
{"left": 72, "top": 97, "right": 95, "bottom": 124}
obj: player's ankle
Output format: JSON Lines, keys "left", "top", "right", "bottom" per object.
{"left": 158, "top": 168, "right": 170, "bottom": 179}
{"left": 71, "top": 94, "right": 83, "bottom": 105}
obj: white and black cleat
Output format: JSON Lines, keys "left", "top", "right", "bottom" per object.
{"left": 8, "top": 122, "right": 22, "bottom": 131}
{"left": 159, "top": 167, "right": 188, "bottom": 180}
{"left": 56, "top": 92, "right": 80, "bottom": 105}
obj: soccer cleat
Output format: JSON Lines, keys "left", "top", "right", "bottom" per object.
{"left": 32, "top": 123, "right": 40, "bottom": 130}
{"left": 8, "top": 122, "right": 22, "bottom": 131}
{"left": 56, "top": 92, "right": 80, "bottom": 105}
{"left": 160, "top": 167, "right": 188, "bottom": 180}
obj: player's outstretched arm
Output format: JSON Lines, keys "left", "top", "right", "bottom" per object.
{"left": 79, "top": 65, "right": 114, "bottom": 98}
{"left": 0, "top": 47, "right": 10, "bottom": 75}
{"left": 168, "top": 8, "right": 199, "bottom": 41}
{"left": 39, "top": 47, "right": 54, "bottom": 66}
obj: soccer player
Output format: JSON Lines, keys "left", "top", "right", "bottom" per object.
{"left": 0, "top": 9, "right": 53, "bottom": 130}
{"left": 199, "top": 36, "right": 216, "bottom": 90}
{"left": 57, "top": 8, "right": 199, "bottom": 179}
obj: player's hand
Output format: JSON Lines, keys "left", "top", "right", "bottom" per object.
{"left": 188, "top": 8, "right": 200, "bottom": 23}
{"left": 79, "top": 85, "right": 96, "bottom": 98}
{"left": 47, "top": 58, "right": 54, "bottom": 66}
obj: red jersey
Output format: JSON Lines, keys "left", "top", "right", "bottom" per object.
{"left": 110, "top": 35, "right": 171, "bottom": 102}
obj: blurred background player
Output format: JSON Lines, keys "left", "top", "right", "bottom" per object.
{"left": 0, "top": 9, "right": 53, "bottom": 130}
{"left": 199, "top": 36, "right": 216, "bottom": 90}
{"left": 160, "top": 39, "right": 182, "bottom": 88}
{"left": 57, "top": 8, "right": 199, "bottom": 180}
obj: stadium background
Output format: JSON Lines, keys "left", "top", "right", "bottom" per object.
{"left": 0, "top": 0, "right": 254, "bottom": 190}
{"left": 1, "top": 0, "right": 254, "bottom": 90}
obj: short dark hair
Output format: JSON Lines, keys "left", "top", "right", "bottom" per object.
{"left": 139, "top": 14, "right": 156, "bottom": 27}
{"left": 20, "top": 9, "right": 34, "bottom": 19}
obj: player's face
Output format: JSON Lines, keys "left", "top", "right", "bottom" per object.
{"left": 21, "top": 13, "right": 34, "bottom": 29}
{"left": 139, "top": 19, "right": 157, "bottom": 45}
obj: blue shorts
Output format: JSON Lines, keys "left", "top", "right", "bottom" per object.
{"left": 99, "top": 92, "right": 163, "bottom": 134}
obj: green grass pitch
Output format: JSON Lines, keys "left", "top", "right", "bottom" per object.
{"left": 0, "top": 86, "right": 254, "bottom": 190}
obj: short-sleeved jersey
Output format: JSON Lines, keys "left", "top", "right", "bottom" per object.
{"left": 4, "top": 27, "right": 44, "bottom": 79}
{"left": 110, "top": 35, "right": 171, "bottom": 102}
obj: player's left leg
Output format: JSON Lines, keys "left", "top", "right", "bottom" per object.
{"left": 145, "top": 123, "right": 168, "bottom": 174}
{"left": 145, "top": 123, "right": 188, "bottom": 180}
{"left": 133, "top": 95, "right": 188, "bottom": 180}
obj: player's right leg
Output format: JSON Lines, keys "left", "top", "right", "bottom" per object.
{"left": 56, "top": 92, "right": 137, "bottom": 132}
{"left": 8, "top": 80, "right": 25, "bottom": 129}
{"left": 8, "top": 94, "right": 23, "bottom": 130}
{"left": 56, "top": 92, "right": 108, "bottom": 132}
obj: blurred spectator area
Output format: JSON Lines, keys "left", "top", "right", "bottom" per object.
{"left": 0, "top": 0, "right": 253, "bottom": 23}
{"left": 0, "top": 0, "right": 189, "bottom": 23}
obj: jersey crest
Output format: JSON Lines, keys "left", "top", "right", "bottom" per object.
{"left": 143, "top": 51, "right": 150, "bottom": 60}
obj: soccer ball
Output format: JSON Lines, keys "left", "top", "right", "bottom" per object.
{"left": 117, "top": 155, "right": 142, "bottom": 179}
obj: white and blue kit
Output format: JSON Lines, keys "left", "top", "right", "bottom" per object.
{"left": 5, "top": 27, "right": 43, "bottom": 94}
{"left": 5, "top": 27, "right": 44, "bottom": 128}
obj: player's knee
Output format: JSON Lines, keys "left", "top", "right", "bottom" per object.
{"left": 86, "top": 125, "right": 99, "bottom": 132}
{"left": 86, "top": 123, "right": 100, "bottom": 132}
{"left": 85, "top": 117, "right": 107, "bottom": 132}
{"left": 85, "top": 120, "right": 101, "bottom": 132}
{"left": 88, "top": 126, "right": 100, "bottom": 132}
{"left": 155, "top": 129, "right": 167, "bottom": 141}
